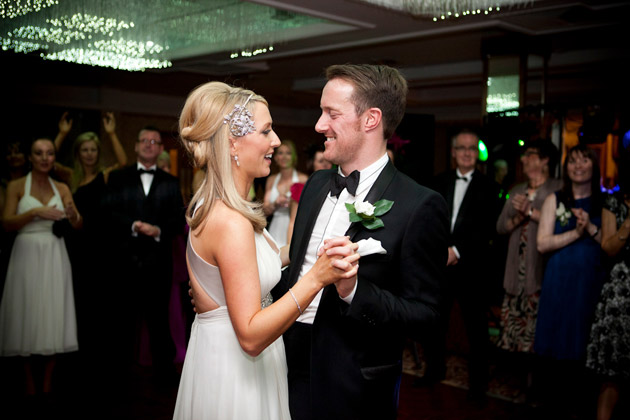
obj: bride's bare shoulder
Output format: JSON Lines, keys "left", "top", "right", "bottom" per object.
{"left": 197, "top": 201, "right": 253, "bottom": 238}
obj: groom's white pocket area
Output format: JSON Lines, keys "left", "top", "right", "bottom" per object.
{"left": 356, "top": 238, "right": 387, "bottom": 257}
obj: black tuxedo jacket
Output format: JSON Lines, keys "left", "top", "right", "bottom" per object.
{"left": 106, "top": 164, "right": 184, "bottom": 271}
{"left": 278, "top": 161, "right": 448, "bottom": 419}
{"left": 431, "top": 170, "right": 500, "bottom": 285}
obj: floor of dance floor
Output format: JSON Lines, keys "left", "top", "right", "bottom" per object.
{"left": 4, "top": 342, "right": 626, "bottom": 420}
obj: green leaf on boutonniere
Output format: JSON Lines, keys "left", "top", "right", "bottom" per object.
{"left": 373, "top": 199, "right": 394, "bottom": 217}
{"left": 363, "top": 218, "right": 385, "bottom": 230}
{"left": 349, "top": 213, "right": 363, "bottom": 223}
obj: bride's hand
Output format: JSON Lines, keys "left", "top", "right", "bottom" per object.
{"left": 319, "top": 236, "right": 361, "bottom": 297}
{"left": 309, "top": 237, "right": 359, "bottom": 288}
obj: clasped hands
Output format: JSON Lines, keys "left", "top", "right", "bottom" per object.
{"left": 511, "top": 193, "right": 532, "bottom": 216}
{"left": 571, "top": 207, "right": 594, "bottom": 236}
{"left": 314, "top": 236, "right": 360, "bottom": 298}
{"left": 36, "top": 202, "right": 78, "bottom": 222}
{"left": 133, "top": 221, "right": 161, "bottom": 238}
{"left": 274, "top": 194, "right": 290, "bottom": 209}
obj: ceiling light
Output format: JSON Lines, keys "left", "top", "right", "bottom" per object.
{"left": 356, "top": 0, "right": 533, "bottom": 20}
{"left": 0, "top": 0, "right": 341, "bottom": 71}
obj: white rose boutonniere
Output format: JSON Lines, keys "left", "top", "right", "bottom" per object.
{"left": 345, "top": 199, "right": 394, "bottom": 230}
{"left": 555, "top": 202, "right": 572, "bottom": 226}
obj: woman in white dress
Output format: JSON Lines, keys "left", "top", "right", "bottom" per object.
{"left": 174, "top": 82, "right": 359, "bottom": 420}
{"left": 0, "top": 138, "right": 82, "bottom": 397}
{"left": 263, "top": 140, "right": 308, "bottom": 247}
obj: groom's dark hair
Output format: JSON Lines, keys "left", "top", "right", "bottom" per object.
{"left": 325, "top": 64, "right": 407, "bottom": 141}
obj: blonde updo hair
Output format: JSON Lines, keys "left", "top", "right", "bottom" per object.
{"left": 179, "top": 81, "right": 268, "bottom": 233}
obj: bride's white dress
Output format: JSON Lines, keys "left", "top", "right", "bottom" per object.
{"left": 173, "top": 229, "right": 290, "bottom": 420}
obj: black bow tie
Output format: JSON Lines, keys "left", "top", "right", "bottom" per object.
{"left": 330, "top": 170, "right": 360, "bottom": 197}
{"left": 138, "top": 168, "right": 156, "bottom": 175}
{"left": 456, "top": 175, "right": 469, "bottom": 182}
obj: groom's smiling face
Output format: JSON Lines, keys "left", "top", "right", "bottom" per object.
{"left": 315, "top": 78, "right": 364, "bottom": 171}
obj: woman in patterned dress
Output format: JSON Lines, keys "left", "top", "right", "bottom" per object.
{"left": 495, "top": 139, "right": 561, "bottom": 401}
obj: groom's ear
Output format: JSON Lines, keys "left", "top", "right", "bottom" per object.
{"left": 364, "top": 107, "right": 382, "bottom": 133}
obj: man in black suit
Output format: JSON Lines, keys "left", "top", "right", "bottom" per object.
{"left": 274, "top": 64, "right": 449, "bottom": 420}
{"left": 106, "top": 126, "right": 184, "bottom": 384}
{"left": 419, "top": 130, "right": 500, "bottom": 400}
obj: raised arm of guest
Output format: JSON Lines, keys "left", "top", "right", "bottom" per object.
{"left": 101, "top": 112, "right": 127, "bottom": 180}
{"left": 54, "top": 111, "right": 73, "bottom": 151}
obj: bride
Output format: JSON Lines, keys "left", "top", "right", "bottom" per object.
{"left": 173, "top": 82, "right": 360, "bottom": 420}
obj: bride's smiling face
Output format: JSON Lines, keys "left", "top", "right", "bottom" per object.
{"left": 235, "top": 102, "right": 281, "bottom": 179}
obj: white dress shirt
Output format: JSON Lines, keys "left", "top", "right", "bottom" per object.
{"left": 137, "top": 162, "right": 157, "bottom": 196}
{"left": 450, "top": 168, "right": 474, "bottom": 259}
{"left": 132, "top": 162, "right": 160, "bottom": 241}
{"left": 296, "top": 153, "right": 389, "bottom": 324}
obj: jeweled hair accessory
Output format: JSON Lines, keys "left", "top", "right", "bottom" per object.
{"left": 223, "top": 94, "right": 256, "bottom": 137}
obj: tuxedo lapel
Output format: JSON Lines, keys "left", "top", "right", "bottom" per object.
{"left": 289, "top": 171, "right": 334, "bottom": 287}
{"left": 146, "top": 170, "right": 161, "bottom": 198}
{"left": 345, "top": 161, "right": 396, "bottom": 241}
{"left": 453, "top": 172, "right": 477, "bottom": 232}
{"left": 445, "top": 173, "right": 456, "bottom": 215}
{"left": 132, "top": 167, "right": 147, "bottom": 198}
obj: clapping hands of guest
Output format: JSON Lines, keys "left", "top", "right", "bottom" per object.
{"left": 511, "top": 193, "right": 531, "bottom": 216}
{"left": 36, "top": 204, "right": 66, "bottom": 221}
{"left": 572, "top": 207, "right": 596, "bottom": 237}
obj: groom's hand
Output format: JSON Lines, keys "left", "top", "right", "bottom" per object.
{"left": 319, "top": 236, "right": 360, "bottom": 298}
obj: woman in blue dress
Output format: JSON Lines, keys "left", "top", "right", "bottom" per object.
{"left": 535, "top": 143, "right": 606, "bottom": 414}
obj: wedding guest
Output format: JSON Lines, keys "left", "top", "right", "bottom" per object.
{"left": 586, "top": 141, "right": 630, "bottom": 420}
{"left": 53, "top": 112, "right": 128, "bottom": 366}
{"left": 263, "top": 139, "right": 308, "bottom": 247}
{"left": 0, "top": 137, "right": 82, "bottom": 398}
{"left": 105, "top": 124, "right": 184, "bottom": 388}
{"left": 420, "top": 130, "right": 500, "bottom": 402}
{"left": 54, "top": 111, "right": 128, "bottom": 190}
{"left": 495, "top": 139, "right": 561, "bottom": 402}
{"left": 493, "top": 159, "right": 509, "bottom": 188}
{"left": 535, "top": 143, "right": 605, "bottom": 415}
{"left": 173, "top": 81, "right": 359, "bottom": 420}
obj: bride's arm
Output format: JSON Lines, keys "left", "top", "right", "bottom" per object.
{"left": 209, "top": 209, "right": 357, "bottom": 357}
{"left": 280, "top": 245, "right": 290, "bottom": 267}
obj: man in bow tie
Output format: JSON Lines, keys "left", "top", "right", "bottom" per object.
{"left": 420, "top": 130, "right": 501, "bottom": 402}
{"left": 273, "top": 64, "right": 449, "bottom": 420}
{"left": 105, "top": 125, "right": 184, "bottom": 389}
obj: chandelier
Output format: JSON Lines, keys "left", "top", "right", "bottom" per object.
{"left": 356, "top": 0, "right": 534, "bottom": 21}
{"left": 0, "top": 0, "right": 338, "bottom": 72}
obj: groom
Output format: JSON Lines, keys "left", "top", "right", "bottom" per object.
{"left": 275, "top": 64, "right": 449, "bottom": 420}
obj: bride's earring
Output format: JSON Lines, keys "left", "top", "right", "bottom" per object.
{"left": 233, "top": 154, "right": 240, "bottom": 167}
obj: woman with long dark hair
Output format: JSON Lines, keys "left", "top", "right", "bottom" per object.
{"left": 535, "top": 143, "right": 606, "bottom": 414}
